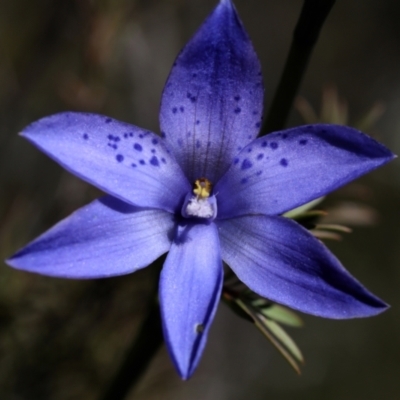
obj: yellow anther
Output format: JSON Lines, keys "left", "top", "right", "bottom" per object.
{"left": 193, "top": 178, "right": 212, "bottom": 199}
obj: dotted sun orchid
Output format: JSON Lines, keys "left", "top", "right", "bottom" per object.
{"left": 6, "top": 0, "right": 395, "bottom": 379}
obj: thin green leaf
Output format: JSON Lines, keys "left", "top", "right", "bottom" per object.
{"left": 311, "top": 230, "right": 342, "bottom": 241}
{"left": 260, "top": 304, "right": 303, "bottom": 327}
{"left": 261, "top": 316, "right": 304, "bottom": 363}
{"left": 251, "top": 298, "right": 269, "bottom": 307}
{"left": 236, "top": 299, "right": 302, "bottom": 374}
{"left": 283, "top": 197, "right": 325, "bottom": 218}
{"left": 314, "top": 223, "right": 352, "bottom": 233}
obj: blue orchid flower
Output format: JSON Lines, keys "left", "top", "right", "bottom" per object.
{"left": 6, "top": 0, "right": 394, "bottom": 379}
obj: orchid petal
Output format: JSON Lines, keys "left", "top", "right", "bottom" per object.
{"left": 218, "top": 215, "right": 388, "bottom": 318}
{"left": 160, "top": 222, "right": 223, "bottom": 379}
{"left": 6, "top": 196, "right": 174, "bottom": 278}
{"left": 21, "top": 112, "right": 191, "bottom": 213}
{"left": 215, "top": 124, "right": 394, "bottom": 218}
{"left": 160, "top": 0, "right": 263, "bottom": 183}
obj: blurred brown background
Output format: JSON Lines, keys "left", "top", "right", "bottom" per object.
{"left": 0, "top": 0, "right": 400, "bottom": 399}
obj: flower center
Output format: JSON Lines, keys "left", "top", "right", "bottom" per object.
{"left": 193, "top": 178, "right": 212, "bottom": 199}
{"left": 181, "top": 177, "right": 217, "bottom": 220}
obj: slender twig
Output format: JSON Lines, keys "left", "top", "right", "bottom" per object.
{"left": 100, "top": 298, "right": 163, "bottom": 400}
{"left": 261, "top": 0, "right": 336, "bottom": 134}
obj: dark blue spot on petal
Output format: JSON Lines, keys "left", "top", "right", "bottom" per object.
{"left": 105, "top": 118, "right": 112, "bottom": 123}
{"left": 241, "top": 177, "right": 248, "bottom": 184}
{"left": 83, "top": 134, "right": 89, "bottom": 140}
{"left": 151, "top": 149, "right": 156, "bottom": 154}
{"left": 233, "top": 157, "right": 239, "bottom": 165}
{"left": 134, "top": 143, "right": 143, "bottom": 151}
{"left": 152, "top": 138, "right": 158, "bottom": 145}
{"left": 257, "top": 153, "right": 264, "bottom": 160}
{"left": 129, "top": 132, "right": 134, "bottom": 137}
{"left": 123, "top": 133, "right": 128, "bottom": 138}
{"left": 234, "top": 95, "right": 241, "bottom": 101}
{"left": 234, "top": 107, "right": 241, "bottom": 114}
{"left": 116, "top": 154, "right": 124, "bottom": 162}
{"left": 186, "top": 92, "right": 197, "bottom": 102}
{"left": 270, "top": 142, "right": 278, "bottom": 150}
{"left": 161, "top": 131, "right": 166, "bottom": 138}
{"left": 241, "top": 159, "right": 253, "bottom": 170}
{"left": 252, "top": 110, "right": 258, "bottom": 115}
{"left": 112, "top": 144, "right": 117, "bottom": 150}
{"left": 192, "top": 73, "right": 197, "bottom": 78}
{"left": 108, "top": 134, "right": 113, "bottom": 140}
{"left": 282, "top": 134, "right": 288, "bottom": 139}
{"left": 256, "top": 170, "right": 262, "bottom": 176}
{"left": 180, "top": 106, "right": 184, "bottom": 112}
{"left": 299, "top": 139, "right": 307, "bottom": 145}
{"left": 255, "top": 122, "right": 261, "bottom": 128}
{"left": 172, "top": 107, "right": 178, "bottom": 114}
{"left": 139, "top": 160, "right": 145, "bottom": 165}
{"left": 280, "top": 158, "right": 288, "bottom": 167}
{"left": 150, "top": 156, "right": 159, "bottom": 166}
{"left": 161, "top": 158, "right": 167, "bottom": 164}
{"left": 261, "top": 141, "right": 268, "bottom": 147}
{"left": 115, "top": 136, "right": 120, "bottom": 142}
{"left": 139, "top": 134, "right": 144, "bottom": 138}
{"left": 196, "top": 120, "right": 200, "bottom": 125}
{"left": 247, "top": 148, "right": 252, "bottom": 153}
{"left": 131, "top": 163, "right": 137, "bottom": 168}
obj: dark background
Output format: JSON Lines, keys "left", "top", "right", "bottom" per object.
{"left": 0, "top": 0, "right": 399, "bottom": 399}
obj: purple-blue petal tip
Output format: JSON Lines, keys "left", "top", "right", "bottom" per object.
{"left": 159, "top": 0, "right": 263, "bottom": 183}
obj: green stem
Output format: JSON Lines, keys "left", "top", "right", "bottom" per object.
{"left": 261, "top": 0, "right": 336, "bottom": 134}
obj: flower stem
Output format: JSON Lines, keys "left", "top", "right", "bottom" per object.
{"left": 100, "top": 296, "right": 163, "bottom": 400}
{"left": 261, "top": 0, "right": 336, "bottom": 134}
